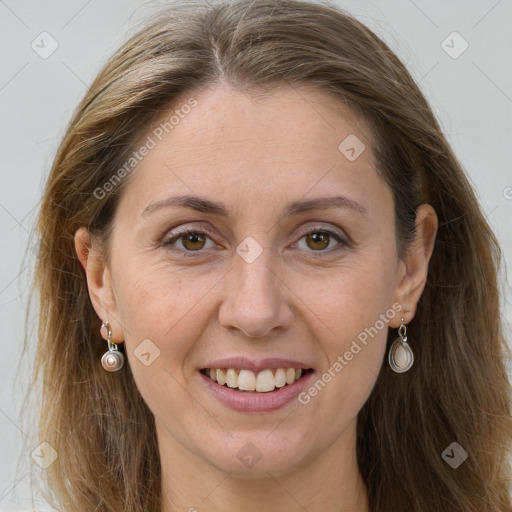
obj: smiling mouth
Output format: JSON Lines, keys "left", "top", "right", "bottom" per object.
{"left": 200, "top": 367, "right": 314, "bottom": 393}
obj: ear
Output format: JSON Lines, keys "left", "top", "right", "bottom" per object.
{"left": 74, "top": 227, "right": 124, "bottom": 342}
{"left": 390, "top": 204, "right": 438, "bottom": 328}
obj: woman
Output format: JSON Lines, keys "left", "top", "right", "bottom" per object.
{"left": 26, "top": 0, "right": 512, "bottom": 510}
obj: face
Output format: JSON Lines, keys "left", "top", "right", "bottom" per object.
{"left": 79, "top": 83, "right": 433, "bottom": 477}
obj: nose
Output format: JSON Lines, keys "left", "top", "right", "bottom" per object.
{"left": 218, "top": 251, "right": 295, "bottom": 339}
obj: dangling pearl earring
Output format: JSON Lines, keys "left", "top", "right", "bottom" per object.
{"left": 388, "top": 318, "right": 414, "bottom": 373}
{"left": 100, "top": 321, "right": 125, "bottom": 372}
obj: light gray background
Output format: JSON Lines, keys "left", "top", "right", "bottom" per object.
{"left": 0, "top": 0, "right": 511, "bottom": 510}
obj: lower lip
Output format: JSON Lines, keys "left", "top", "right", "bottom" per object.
{"left": 199, "top": 370, "right": 314, "bottom": 413}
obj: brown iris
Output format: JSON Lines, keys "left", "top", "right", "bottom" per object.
{"left": 182, "top": 232, "right": 206, "bottom": 251}
{"left": 305, "top": 232, "right": 330, "bottom": 251}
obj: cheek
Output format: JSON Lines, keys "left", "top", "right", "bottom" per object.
{"left": 111, "top": 259, "right": 210, "bottom": 392}
{"left": 302, "top": 245, "right": 397, "bottom": 346}
{"left": 114, "top": 253, "right": 211, "bottom": 338}
{"left": 296, "top": 252, "right": 396, "bottom": 420}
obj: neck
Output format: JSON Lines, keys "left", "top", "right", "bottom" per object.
{"left": 159, "top": 420, "right": 370, "bottom": 512}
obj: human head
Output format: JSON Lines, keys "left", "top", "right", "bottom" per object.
{"left": 28, "top": 1, "right": 512, "bottom": 511}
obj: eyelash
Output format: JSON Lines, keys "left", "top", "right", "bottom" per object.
{"left": 161, "top": 225, "right": 348, "bottom": 258}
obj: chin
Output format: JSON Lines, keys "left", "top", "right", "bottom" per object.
{"left": 199, "top": 433, "right": 309, "bottom": 476}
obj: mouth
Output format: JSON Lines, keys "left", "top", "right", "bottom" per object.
{"left": 199, "top": 367, "right": 314, "bottom": 394}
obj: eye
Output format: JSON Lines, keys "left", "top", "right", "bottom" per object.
{"left": 162, "top": 224, "right": 348, "bottom": 258}
{"left": 295, "top": 227, "right": 347, "bottom": 253}
{"left": 163, "top": 228, "right": 217, "bottom": 256}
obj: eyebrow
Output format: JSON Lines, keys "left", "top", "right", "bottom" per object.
{"left": 142, "top": 194, "right": 367, "bottom": 218}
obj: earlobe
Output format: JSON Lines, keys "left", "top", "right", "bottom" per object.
{"left": 390, "top": 204, "right": 438, "bottom": 327}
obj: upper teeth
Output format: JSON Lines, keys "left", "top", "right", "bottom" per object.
{"left": 205, "top": 367, "right": 303, "bottom": 392}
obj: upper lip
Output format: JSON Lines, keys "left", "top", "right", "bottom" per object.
{"left": 201, "top": 357, "right": 313, "bottom": 373}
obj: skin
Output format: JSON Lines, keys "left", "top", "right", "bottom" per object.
{"left": 75, "top": 82, "right": 438, "bottom": 511}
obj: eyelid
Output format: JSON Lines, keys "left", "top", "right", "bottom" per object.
{"left": 296, "top": 223, "right": 347, "bottom": 240}
{"left": 162, "top": 222, "right": 217, "bottom": 240}
{"left": 161, "top": 223, "right": 219, "bottom": 246}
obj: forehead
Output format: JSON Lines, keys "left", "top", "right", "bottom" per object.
{"left": 117, "top": 83, "right": 387, "bottom": 220}
{"left": 150, "top": 83, "right": 372, "bottom": 155}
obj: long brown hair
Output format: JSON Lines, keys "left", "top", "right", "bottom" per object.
{"left": 23, "top": 0, "right": 512, "bottom": 510}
